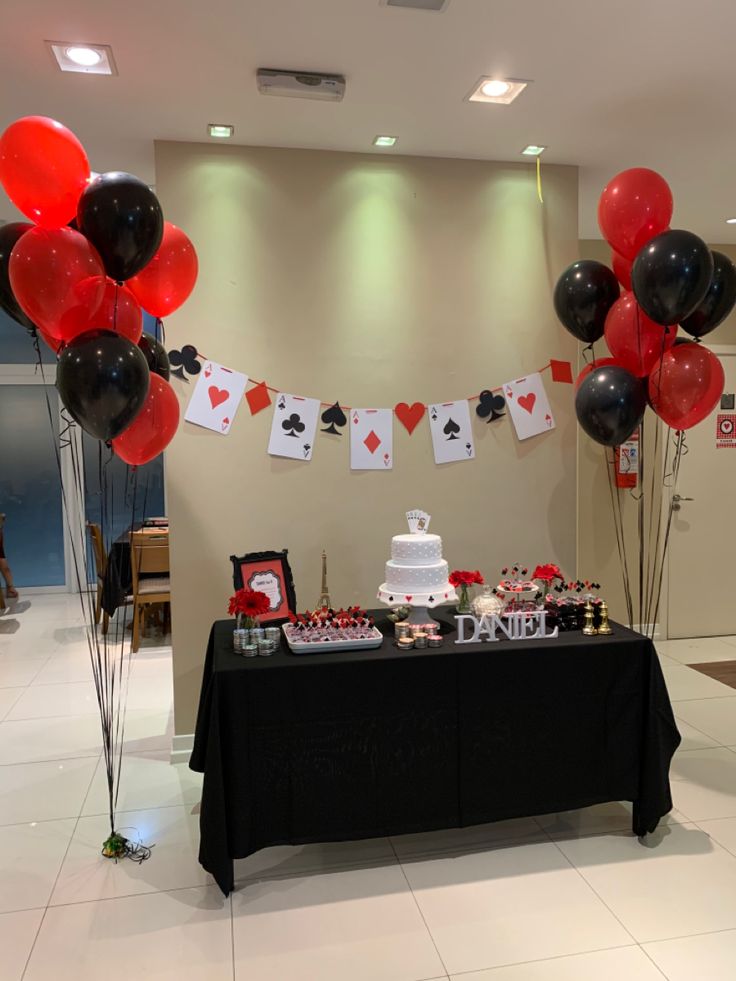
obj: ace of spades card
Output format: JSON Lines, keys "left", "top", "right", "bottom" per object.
{"left": 268, "top": 393, "right": 320, "bottom": 461}
{"left": 183, "top": 361, "right": 248, "bottom": 435}
{"left": 503, "top": 372, "right": 556, "bottom": 441}
{"left": 428, "top": 400, "right": 475, "bottom": 464}
{"left": 350, "top": 408, "right": 393, "bottom": 470}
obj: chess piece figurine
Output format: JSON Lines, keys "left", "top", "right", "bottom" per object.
{"left": 597, "top": 601, "right": 613, "bottom": 635}
{"left": 317, "top": 550, "right": 331, "bottom": 609}
{"left": 582, "top": 600, "right": 598, "bottom": 636}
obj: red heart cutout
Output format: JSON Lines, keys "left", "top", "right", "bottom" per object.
{"left": 395, "top": 402, "right": 425, "bottom": 435}
{"left": 209, "top": 386, "right": 229, "bottom": 409}
{"left": 405, "top": 595, "right": 413, "bottom": 602}
{"left": 518, "top": 393, "right": 536, "bottom": 414}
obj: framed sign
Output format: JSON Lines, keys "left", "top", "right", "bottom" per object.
{"left": 230, "top": 549, "right": 296, "bottom": 624}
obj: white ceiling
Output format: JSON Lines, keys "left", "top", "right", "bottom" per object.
{"left": 2, "top": 0, "right": 736, "bottom": 242}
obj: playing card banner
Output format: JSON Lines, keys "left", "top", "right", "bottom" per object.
{"left": 428, "top": 400, "right": 475, "bottom": 464}
{"left": 503, "top": 372, "right": 555, "bottom": 441}
{"left": 268, "top": 393, "right": 321, "bottom": 461}
{"left": 350, "top": 408, "right": 393, "bottom": 470}
{"left": 184, "top": 360, "right": 248, "bottom": 435}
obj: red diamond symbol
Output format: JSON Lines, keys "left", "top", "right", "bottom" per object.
{"left": 246, "top": 382, "right": 272, "bottom": 415}
{"left": 363, "top": 430, "right": 381, "bottom": 454}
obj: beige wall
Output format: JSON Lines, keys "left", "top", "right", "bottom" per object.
{"left": 156, "top": 142, "right": 580, "bottom": 734}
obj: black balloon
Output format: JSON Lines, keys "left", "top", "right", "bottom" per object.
{"left": 632, "top": 229, "right": 713, "bottom": 326}
{"left": 680, "top": 250, "right": 736, "bottom": 338}
{"left": 575, "top": 365, "right": 646, "bottom": 446}
{"left": 77, "top": 172, "right": 164, "bottom": 282}
{"left": 57, "top": 331, "right": 150, "bottom": 441}
{"left": 138, "top": 332, "right": 170, "bottom": 380}
{"left": 0, "top": 221, "right": 35, "bottom": 331}
{"left": 553, "top": 260, "right": 620, "bottom": 344}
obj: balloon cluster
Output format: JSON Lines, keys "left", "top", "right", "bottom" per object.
{"left": 554, "top": 168, "right": 731, "bottom": 446}
{"left": 0, "top": 116, "right": 198, "bottom": 465}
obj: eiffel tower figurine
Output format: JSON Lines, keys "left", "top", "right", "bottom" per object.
{"left": 317, "top": 550, "right": 331, "bottom": 609}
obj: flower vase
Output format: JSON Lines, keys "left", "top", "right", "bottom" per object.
{"left": 236, "top": 613, "right": 257, "bottom": 631}
{"left": 456, "top": 584, "right": 472, "bottom": 615}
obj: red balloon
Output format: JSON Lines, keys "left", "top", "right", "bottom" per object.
{"left": 0, "top": 116, "right": 90, "bottom": 228}
{"left": 575, "top": 357, "right": 620, "bottom": 390}
{"left": 128, "top": 221, "right": 198, "bottom": 318}
{"left": 9, "top": 227, "right": 105, "bottom": 346}
{"left": 598, "top": 168, "right": 673, "bottom": 261}
{"left": 604, "top": 291, "right": 676, "bottom": 377}
{"left": 112, "top": 375, "right": 180, "bottom": 465}
{"left": 649, "top": 343, "right": 724, "bottom": 430}
{"left": 87, "top": 279, "right": 143, "bottom": 345}
{"left": 611, "top": 250, "right": 632, "bottom": 291}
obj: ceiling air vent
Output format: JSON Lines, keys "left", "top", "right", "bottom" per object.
{"left": 385, "top": 0, "right": 449, "bottom": 10}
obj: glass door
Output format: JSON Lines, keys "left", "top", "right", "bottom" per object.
{"left": 0, "top": 381, "right": 66, "bottom": 588}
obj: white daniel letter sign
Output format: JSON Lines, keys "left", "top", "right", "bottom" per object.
{"left": 454, "top": 612, "right": 558, "bottom": 644}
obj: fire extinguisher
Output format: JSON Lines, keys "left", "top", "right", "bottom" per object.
{"left": 615, "top": 430, "right": 639, "bottom": 489}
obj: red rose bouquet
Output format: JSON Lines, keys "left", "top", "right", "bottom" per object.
{"left": 228, "top": 587, "right": 271, "bottom": 627}
{"left": 531, "top": 564, "right": 564, "bottom": 587}
{"left": 449, "top": 570, "right": 484, "bottom": 613}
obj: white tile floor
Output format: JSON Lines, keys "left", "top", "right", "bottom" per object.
{"left": 3, "top": 596, "right": 736, "bottom": 979}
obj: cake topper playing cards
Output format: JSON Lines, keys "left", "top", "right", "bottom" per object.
{"left": 503, "top": 373, "right": 555, "bottom": 441}
{"left": 184, "top": 360, "right": 248, "bottom": 435}
{"left": 406, "top": 509, "right": 431, "bottom": 534}
{"left": 268, "top": 393, "right": 321, "bottom": 461}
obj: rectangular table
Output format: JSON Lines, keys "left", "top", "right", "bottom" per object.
{"left": 190, "top": 613, "right": 680, "bottom": 896}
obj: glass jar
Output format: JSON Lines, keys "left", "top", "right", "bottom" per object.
{"left": 471, "top": 585, "right": 504, "bottom": 619}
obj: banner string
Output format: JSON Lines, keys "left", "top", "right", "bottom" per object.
{"left": 186, "top": 353, "right": 558, "bottom": 411}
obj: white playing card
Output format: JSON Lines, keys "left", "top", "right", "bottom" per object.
{"left": 503, "top": 372, "right": 556, "bottom": 441}
{"left": 183, "top": 361, "right": 248, "bottom": 435}
{"left": 268, "top": 393, "right": 320, "bottom": 461}
{"left": 350, "top": 408, "right": 393, "bottom": 470}
{"left": 427, "top": 400, "right": 475, "bottom": 464}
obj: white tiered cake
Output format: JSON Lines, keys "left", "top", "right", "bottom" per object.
{"left": 377, "top": 511, "right": 457, "bottom": 610}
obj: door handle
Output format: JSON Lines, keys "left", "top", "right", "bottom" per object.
{"left": 672, "top": 493, "right": 694, "bottom": 511}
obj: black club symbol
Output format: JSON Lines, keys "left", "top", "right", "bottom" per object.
{"left": 168, "top": 344, "right": 201, "bottom": 382}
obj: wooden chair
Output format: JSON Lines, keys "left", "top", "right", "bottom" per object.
{"left": 129, "top": 531, "right": 171, "bottom": 653}
{"left": 86, "top": 522, "right": 109, "bottom": 634}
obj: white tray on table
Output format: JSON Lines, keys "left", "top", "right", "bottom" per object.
{"left": 282, "top": 624, "right": 385, "bottom": 654}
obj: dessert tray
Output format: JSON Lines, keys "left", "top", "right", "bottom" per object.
{"left": 282, "top": 606, "right": 384, "bottom": 655}
{"left": 282, "top": 624, "right": 384, "bottom": 654}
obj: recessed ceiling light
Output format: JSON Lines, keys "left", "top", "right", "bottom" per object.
{"left": 47, "top": 41, "right": 116, "bottom": 75}
{"left": 384, "top": 0, "right": 449, "bottom": 10}
{"left": 521, "top": 145, "right": 547, "bottom": 156}
{"left": 467, "top": 77, "right": 529, "bottom": 105}
{"left": 481, "top": 80, "right": 511, "bottom": 98}
{"left": 373, "top": 135, "right": 398, "bottom": 147}
{"left": 208, "top": 124, "right": 234, "bottom": 139}
{"left": 726, "top": 217, "right": 736, "bottom": 225}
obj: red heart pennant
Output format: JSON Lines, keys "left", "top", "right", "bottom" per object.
{"left": 208, "top": 386, "right": 229, "bottom": 409}
{"left": 518, "top": 393, "right": 536, "bottom": 414}
{"left": 394, "top": 402, "right": 425, "bottom": 435}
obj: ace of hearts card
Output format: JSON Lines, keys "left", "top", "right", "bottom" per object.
{"left": 268, "top": 393, "right": 320, "bottom": 461}
{"left": 503, "top": 372, "right": 556, "bottom": 441}
{"left": 350, "top": 408, "right": 393, "bottom": 470}
{"left": 184, "top": 361, "right": 248, "bottom": 435}
{"left": 427, "top": 400, "right": 475, "bottom": 464}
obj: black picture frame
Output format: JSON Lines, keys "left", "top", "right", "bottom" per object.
{"left": 229, "top": 549, "right": 297, "bottom": 624}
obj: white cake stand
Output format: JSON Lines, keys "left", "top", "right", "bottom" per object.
{"left": 377, "top": 585, "right": 458, "bottom": 629}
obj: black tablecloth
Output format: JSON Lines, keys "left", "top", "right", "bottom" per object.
{"left": 190, "top": 612, "right": 680, "bottom": 895}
